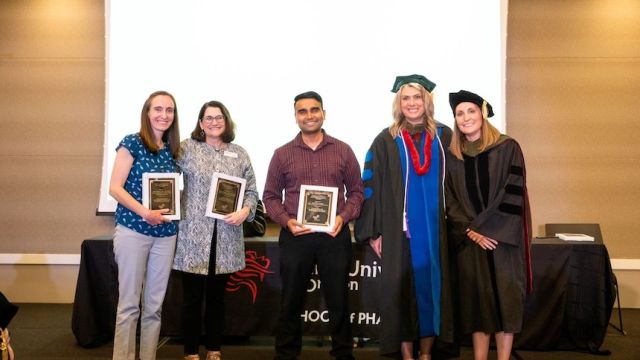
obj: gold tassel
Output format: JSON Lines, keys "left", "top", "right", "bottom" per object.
{"left": 482, "top": 100, "right": 489, "bottom": 120}
{"left": 0, "top": 328, "right": 8, "bottom": 360}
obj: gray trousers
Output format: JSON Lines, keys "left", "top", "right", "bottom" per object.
{"left": 112, "top": 225, "right": 176, "bottom": 360}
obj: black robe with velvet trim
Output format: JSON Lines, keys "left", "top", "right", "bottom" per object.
{"left": 445, "top": 137, "right": 531, "bottom": 335}
{"left": 355, "top": 125, "right": 456, "bottom": 359}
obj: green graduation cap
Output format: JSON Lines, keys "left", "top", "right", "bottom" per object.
{"left": 391, "top": 74, "right": 436, "bottom": 93}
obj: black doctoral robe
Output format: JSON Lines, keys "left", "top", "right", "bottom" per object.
{"left": 355, "top": 125, "right": 456, "bottom": 359}
{"left": 445, "top": 136, "right": 532, "bottom": 335}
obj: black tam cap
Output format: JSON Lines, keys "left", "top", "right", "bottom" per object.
{"left": 0, "top": 291, "right": 18, "bottom": 328}
{"left": 391, "top": 74, "right": 436, "bottom": 93}
{"left": 449, "top": 90, "right": 494, "bottom": 118}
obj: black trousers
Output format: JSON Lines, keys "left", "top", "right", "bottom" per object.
{"left": 275, "top": 226, "right": 354, "bottom": 360}
{"left": 180, "top": 222, "right": 230, "bottom": 355}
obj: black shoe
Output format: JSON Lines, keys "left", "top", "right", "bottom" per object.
{"left": 336, "top": 355, "right": 355, "bottom": 360}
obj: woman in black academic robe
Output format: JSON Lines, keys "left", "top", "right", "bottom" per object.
{"left": 355, "top": 75, "right": 456, "bottom": 360}
{"left": 445, "top": 90, "right": 532, "bottom": 360}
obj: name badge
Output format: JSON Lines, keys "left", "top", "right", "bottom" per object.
{"left": 223, "top": 151, "right": 238, "bottom": 158}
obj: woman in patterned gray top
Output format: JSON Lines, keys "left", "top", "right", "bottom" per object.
{"left": 173, "top": 100, "right": 258, "bottom": 360}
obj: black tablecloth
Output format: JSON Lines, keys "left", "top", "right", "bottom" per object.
{"left": 71, "top": 236, "right": 380, "bottom": 348}
{"left": 515, "top": 238, "right": 616, "bottom": 352}
{"left": 71, "top": 235, "right": 118, "bottom": 347}
{"left": 72, "top": 236, "right": 615, "bottom": 353}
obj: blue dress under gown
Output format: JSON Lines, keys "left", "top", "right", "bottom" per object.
{"left": 395, "top": 129, "right": 442, "bottom": 337}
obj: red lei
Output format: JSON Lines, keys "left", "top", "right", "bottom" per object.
{"left": 401, "top": 129, "right": 432, "bottom": 175}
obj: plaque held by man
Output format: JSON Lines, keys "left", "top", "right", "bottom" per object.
{"left": 297, "top": 185, "right": 338, "bottom": 232}
{"left": 142, "top": 172, "right": 181, "bottom": 220}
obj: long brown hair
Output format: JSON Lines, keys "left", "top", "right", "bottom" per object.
{"left": 389, "top": 83, "right": 437, "bottom": 138}
{"left": 449, "top": 102, "right": 501, "bottom": 160}
{"left": 139, "top": 90, "right": 180, "bottom": 158}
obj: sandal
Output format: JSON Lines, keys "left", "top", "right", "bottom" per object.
{"left": 206, "top": 351, "right": 222, "bottom": 360}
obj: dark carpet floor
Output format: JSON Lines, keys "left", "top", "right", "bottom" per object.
{"left": 6, "top": 304, "right": 639, "bottom": 359}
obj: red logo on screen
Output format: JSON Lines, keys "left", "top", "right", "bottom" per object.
{"left": 226, "top": 250, "right": 274, "bottom": 303}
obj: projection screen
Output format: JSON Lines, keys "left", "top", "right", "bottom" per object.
{"left": 98, "top": 0, "right": 508, "bottom": 213}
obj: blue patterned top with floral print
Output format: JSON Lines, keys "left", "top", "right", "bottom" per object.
{"left": 114, "top": 133, "right": 178, "bottom": 237}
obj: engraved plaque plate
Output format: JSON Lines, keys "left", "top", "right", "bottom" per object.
{"left": 206, "top": 173, "right": 246, "bottom": 219}
{"left": 297, "top": 185, "right": 338, "bottom": 232}
{"left": 142, "top": 172, "right": 181, "bottom": 220}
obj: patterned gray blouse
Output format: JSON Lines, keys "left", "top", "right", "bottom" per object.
{"left": 173, "top": 138, "right": 258, "bottom": 275}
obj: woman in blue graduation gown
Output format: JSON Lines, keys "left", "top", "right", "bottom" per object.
{"left": 355, "top": 75, "right": 456, "bottom": 360}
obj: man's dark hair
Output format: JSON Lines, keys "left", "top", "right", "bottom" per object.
{"left": 294, "top": 91, "right": 323, "bottom": 108}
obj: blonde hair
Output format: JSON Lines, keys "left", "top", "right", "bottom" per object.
{"left": 388, "top": 83, "right": 437, "bottom": 138}
{"left": 449, "top": 101, "right": 501, "bottom": 160}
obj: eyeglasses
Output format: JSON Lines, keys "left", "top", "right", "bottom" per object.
{"left": 202, "top": 115, "right": 225, "bottom": 123}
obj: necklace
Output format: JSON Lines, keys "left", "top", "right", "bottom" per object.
{"left": 401, "top": 129, "right": 432, "bottom": 175}
{"left": 207, "top": 141, "right": 226, "bottom": 152}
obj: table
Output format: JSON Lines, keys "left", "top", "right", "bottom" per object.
{"left": 515, "top": 237, "right": 616, "bottom": 352}
{"left": 72, "top": 235, "right": 616, "bottom": 353}
{"left": 71, "top": 236, "right": 380, "bottom": 348}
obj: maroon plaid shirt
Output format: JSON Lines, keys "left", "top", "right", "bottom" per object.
{"left": 263, "top": 131, "right": 364, "bottom": 228}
